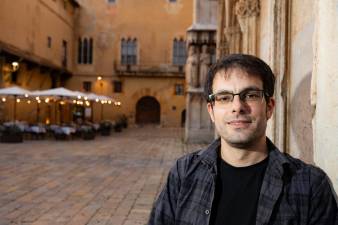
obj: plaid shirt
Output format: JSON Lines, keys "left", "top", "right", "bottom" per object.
{"left": 148, "top": 138, "right": 338, "bottom": 225}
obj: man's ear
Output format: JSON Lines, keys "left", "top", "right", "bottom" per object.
{"left": 207, "top": 102, "right": 215, "bottom": 123}
{"left": 266, "top": 97, "right": 275, "bottom": 120}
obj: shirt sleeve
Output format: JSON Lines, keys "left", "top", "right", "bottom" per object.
{"left": 308, "top": 170, "right": 338, "bottom": 225}
{"left": 148, "top": 160, "right": 182, "bottom": 225}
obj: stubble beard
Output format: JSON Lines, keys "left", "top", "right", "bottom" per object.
{"left": 217, "top": 119, "right": 267, "bottom": 149}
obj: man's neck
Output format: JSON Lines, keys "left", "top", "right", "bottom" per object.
{"left": 220, "top": 137, "right": 268, "bottom": 167}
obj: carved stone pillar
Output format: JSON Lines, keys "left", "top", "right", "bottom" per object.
{"left": 235, "top": 0, "right": 260, "bottom": 54}
{"left": 185, "top": 28, "right": 216, "bottom": 143}
{"left": 224, "top": 25, "right": 242, "bottom": 54}
{"left": 199, "top": 45, "right": 210, "bottom": 87}
{"left": 186, "top": 45, "right": 200, "bottom": 88}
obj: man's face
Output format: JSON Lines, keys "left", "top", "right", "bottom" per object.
{"left": 207, "top": 68, "right": 275, "bottom": 148}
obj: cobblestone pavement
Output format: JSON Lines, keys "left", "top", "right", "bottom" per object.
{"left": 0, "top": 127, "right": 207, "bottom": 225}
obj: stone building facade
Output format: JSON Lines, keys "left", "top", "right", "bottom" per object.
{"left": 217, "top": 0, "right": 338, "bottom": 192}
{"left": 68, "top": 0, "right": 193, "bottom": 126}
{"left": 0, "top": 0, "right": 193, "bottom": 127}
{"left": 0, "top": 0, "right": 79, "bottom": 123}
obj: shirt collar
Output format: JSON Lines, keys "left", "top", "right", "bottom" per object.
{"left": 198, "top": 137, "right": 292, "bottom": 178}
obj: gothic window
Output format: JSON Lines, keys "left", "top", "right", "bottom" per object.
{"left": 173, "top": 39, "right": 187, "bottom": 66}
{"left": 121, "top": 38, "right": 137, "bottom": 65}
{"left": 62, "top": 40, "right": 67, "bottom": 67}
{"left": 78, "top": 37, "right": 94, "bottom": 64}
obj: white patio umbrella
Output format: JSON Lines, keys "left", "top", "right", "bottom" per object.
{"left": 0, "top": 86, "right": 32, "bottom": 96}
{"left": 31, "top": 87, "right": 78, "bottom": 98}
{"left": 0, "top": 86, "right": 32, "bottom": 120}
{"left": 31, "top": 87, "right": 78, "bottom": 124}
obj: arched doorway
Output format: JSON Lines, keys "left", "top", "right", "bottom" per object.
{"left": 181, "top": 109, "right": 186, "bottom": 127}
{"left": 136, "top": 96, "right": 160, "bottom": 124}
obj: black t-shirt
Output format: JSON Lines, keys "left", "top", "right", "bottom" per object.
{"left": 209, "top": 154, "right": 268, "bottom": 225}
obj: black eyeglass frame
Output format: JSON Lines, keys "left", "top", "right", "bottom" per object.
{"left": 208, "top": 89, "right": 270, "bottom": 103}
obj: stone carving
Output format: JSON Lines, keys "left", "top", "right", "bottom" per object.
{"left": 186, "top": 45, "right": 200, "bottom": 88}
{"left": 234, "top": 0, "right": 259, "bottom": 54}
{"left": 199, "top": 45, "right": 210, "bottom": 87}
{"left": 235, "top": 0, "right": 260, "bottom": 18}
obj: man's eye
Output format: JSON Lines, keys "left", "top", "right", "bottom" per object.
{"left": 216, "top": 94, "right": 232, "bottom": 102}
{"left": 244, "top": 92, "right": 260, "bottom": 100}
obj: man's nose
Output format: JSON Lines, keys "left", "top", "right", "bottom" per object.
{"left": 231, "top": 95, "right": 247, "bottom": 113}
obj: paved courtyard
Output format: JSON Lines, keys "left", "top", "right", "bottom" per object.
{"left": 0, "top": 127, "right": 207, "bottom": 225}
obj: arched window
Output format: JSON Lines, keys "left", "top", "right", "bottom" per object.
{"left": 89, "top": 38, "right": 93, "bottom": 64}
{"left": 77, "top": 37, "right": 94, "bottom": 64}
{"left": 173, "top": 38, "right": 187, "bottom": 66}
{"left": 121, "top": 38, "right": 137, "bottom": 65}
{"left": 78, "top": 38, "right": 82, "bottom": 63}
{"left": 83, "top": 38, "right": 88, "bottom": 64}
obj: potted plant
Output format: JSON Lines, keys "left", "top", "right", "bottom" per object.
{"left": 99, "top": 120, "right": 112, "bottom": 136}
{"left": 120, "top": 114, "right": 128, "bottom": 128}
{"left": 114, "top": 121, "right": 122, "bottom": 132}
{"left": 80, "top": 125, "right": 95, "bottom": 140}
{"left": 1, "top": 124, "right": 23, "bottom": 143}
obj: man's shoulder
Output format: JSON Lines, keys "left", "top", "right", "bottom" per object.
{"left": 282, "top": 152, "right": 326, "bottom": 178}
{"left": 275, "top": 151, "right": 331, "bottom": 192}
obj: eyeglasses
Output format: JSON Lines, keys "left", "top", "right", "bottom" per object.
{"left": 208, "top": 89, "right": 268, "bottom": 106}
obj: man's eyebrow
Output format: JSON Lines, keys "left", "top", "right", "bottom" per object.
{"left": 214, "top": 86, "right": 262, "bottom": 94}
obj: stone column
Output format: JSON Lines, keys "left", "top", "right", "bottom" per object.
{"left": 185, "top": 29, "right": 215, "bottom": 143}
{"left": 235, "top": 0, "right": 260, "bottom": 55}
{"left": 312, "top": 0, "right": 338, "bottom": 193}
{"left": 186, "top": 45, "right": 200, "bottom": 88}
{"left": 224, "top": 25, "right": 242, "bottom": 54}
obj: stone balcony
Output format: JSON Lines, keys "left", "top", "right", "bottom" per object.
{"left": 115, "top": 63, "right": 185, "bottom": 78}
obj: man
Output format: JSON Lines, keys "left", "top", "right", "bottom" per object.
{"left": 148, "top": 54, "right": 338, "bottom": 225}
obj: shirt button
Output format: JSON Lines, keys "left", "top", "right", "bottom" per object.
{"left": 205, "top": 209, "right": 210, "bottom": 215}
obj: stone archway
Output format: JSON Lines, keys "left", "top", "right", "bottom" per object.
{"left": 136, "top": 96, "right": 160, "bottom": 124}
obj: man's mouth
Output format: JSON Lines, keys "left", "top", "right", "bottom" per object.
{"left": 227, "top": 120, "right": 252, "bottom": 128}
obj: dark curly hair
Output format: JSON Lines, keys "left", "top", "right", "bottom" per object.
{"left": 204, "top": 54, "right": 275, "bottom": 102}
